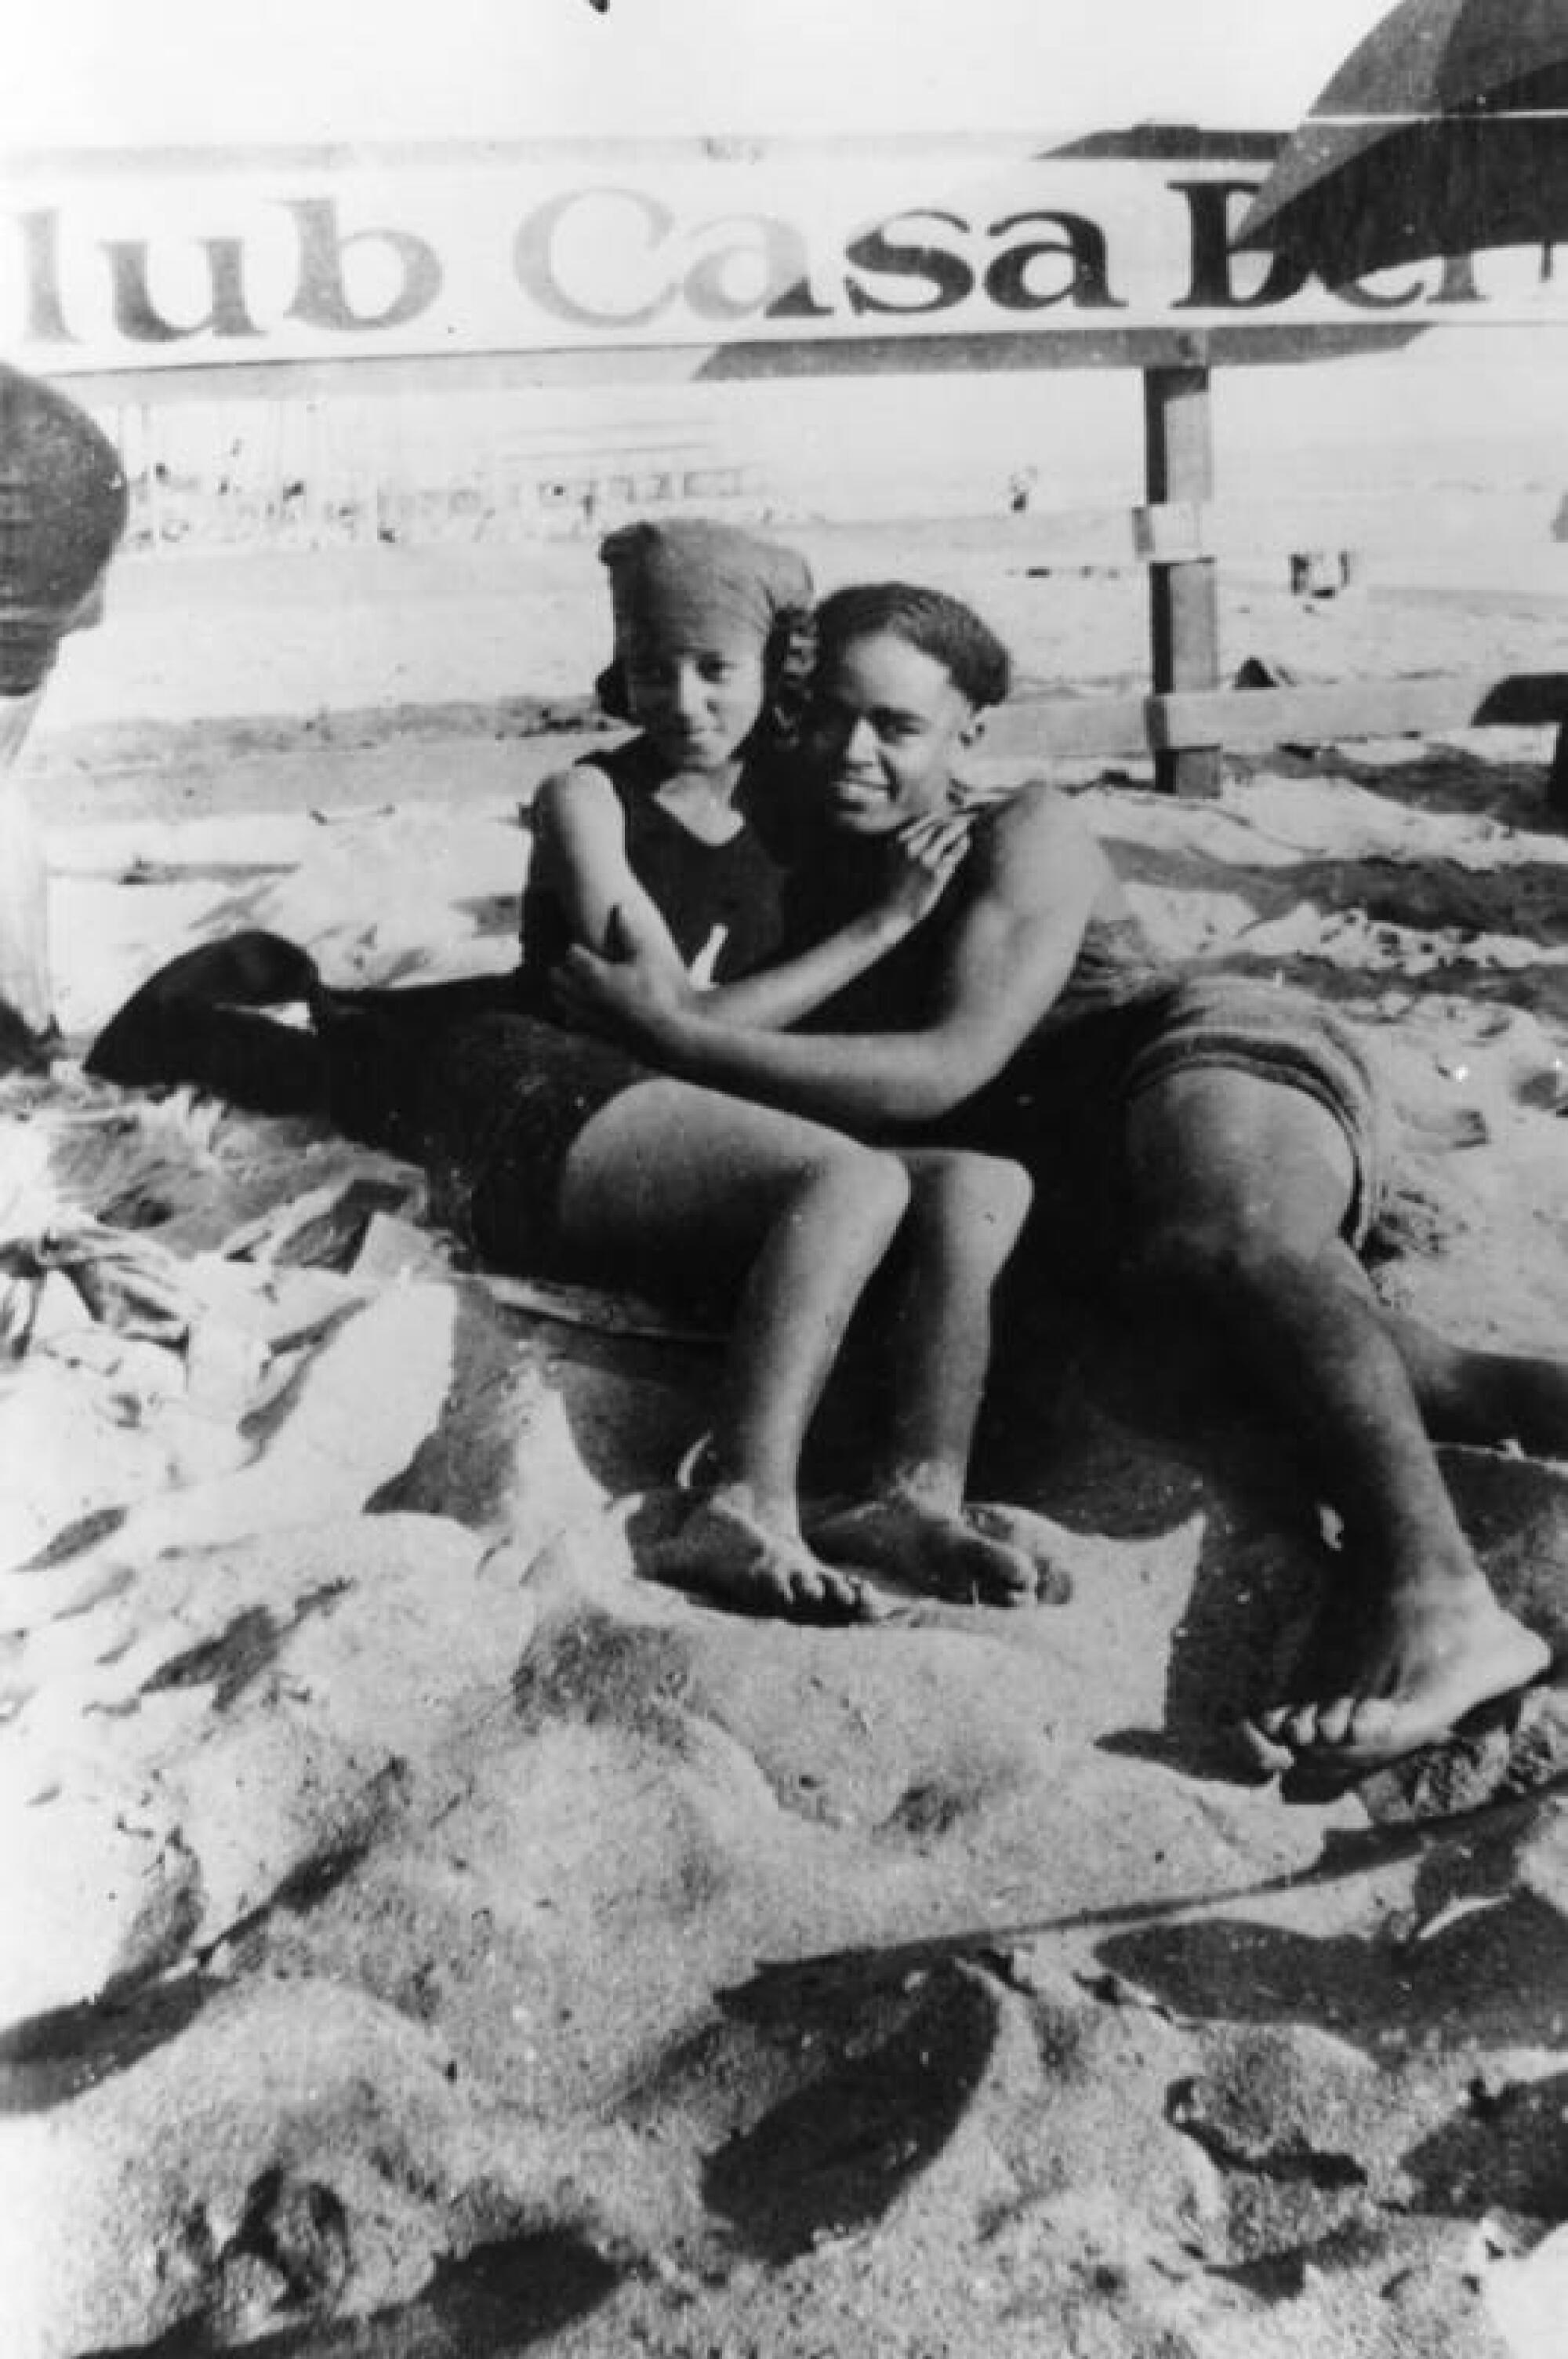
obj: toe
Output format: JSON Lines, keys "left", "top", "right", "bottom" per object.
{"left": 833, "top": 1573, "right": 874, "bottom": 1620}
{"left": 1282, "top": 1703, "right": 1327, "bottom": 1750}
{"left": 954, "top": 1551, "right": 1033, "bottom": 1606}
{"left": 1235, "top": 1717, "right": 1293, "bottom": 1778}
{"left": 965, "top": 1504, "right": 1075, "bottom": 1602}
{"left": 938, "top": 1518, "right": 1038, "bottom": 1601}
{"left": 978, "top": 1543, "right": 1037, "bottom": 1601}
{"left": 1294, "top": 1691, "right": 1425, "bottom": 1771}
{"left": 1312, "top": 1692, "right": 1359, "bottom": 1747}
{"left": 789, "top": 1561, "right": 872, "bottom": 1623}
{"left": 1331, "top": 1696, "right": 1413, "bottom": 1766}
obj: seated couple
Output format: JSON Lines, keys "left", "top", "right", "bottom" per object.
{"left": 93, "top": 519, "right": 1566, "bottom": 1779}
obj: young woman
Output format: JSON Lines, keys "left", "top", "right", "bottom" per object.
{"left": 92, "top": 525, "right": 1065, "bottom": 1623}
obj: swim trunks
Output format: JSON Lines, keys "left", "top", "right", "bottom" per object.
{"left": 1119, "top": 972, "right": 1385, "bottom": 1247}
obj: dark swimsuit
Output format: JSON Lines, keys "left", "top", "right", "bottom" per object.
{"left": 89, "top": 736, "right": 786, "bottom": 1277}
{"left": 419, "top": 739, "right": 784, "bottom": 1269}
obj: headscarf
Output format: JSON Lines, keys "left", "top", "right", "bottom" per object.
{"left": 596, "top": 517, "right": 813, "bottom": 722}
{"left": 0, "top": 366, "right": 129, "bottom": 698}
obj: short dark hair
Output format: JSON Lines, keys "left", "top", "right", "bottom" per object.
{"left": 814, "top": 582, "right": 1012, "bottom": 710}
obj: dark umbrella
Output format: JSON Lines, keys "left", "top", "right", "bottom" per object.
{"left": 1236, "top": 0, "right": 1568, "bottom": 280}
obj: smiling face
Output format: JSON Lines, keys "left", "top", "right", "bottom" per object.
{"left": 804, "top": 629, "right": 981, "bottom": 836}
{"left": 623, "top": 630, "right": 768, "bottom": 775}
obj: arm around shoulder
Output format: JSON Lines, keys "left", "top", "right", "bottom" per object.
{"left": 906, "top": 781, "right": 1111, "bottom": 1092}
{"left": 633, "top": 781, "right": 1110, "bottom": 1130}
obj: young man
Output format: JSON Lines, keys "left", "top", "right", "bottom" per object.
{"left": 557, "top": 580, "right": 1566, "bottom": 1776}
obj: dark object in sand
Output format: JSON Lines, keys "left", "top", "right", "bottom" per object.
{"left": 0, "top": 364, "right": 129, "bottom": 696}
{"left": 86, "top": 930, "right": 329, "bottom": 1114}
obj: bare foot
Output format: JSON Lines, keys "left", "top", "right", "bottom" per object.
{"left": 963, "top": 1503, "right": 1075, "bottom": 1605}
{"left": 808, "top": 1491, "right": 1065, "bottom": 1606}
{"left": 1247, "top": 1574, "right": 1552, "bottom": 1774}
{"left": 646, "top": 1491, "right": 873, "bottom": 1624}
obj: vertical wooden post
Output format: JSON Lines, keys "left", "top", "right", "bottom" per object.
{"left": 1143, "top": 362, "right": 1223, "bottom": 797}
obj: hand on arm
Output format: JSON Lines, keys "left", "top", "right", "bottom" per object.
{"left": 700, "top": 807, "right": 975, "bottom": 1030}
{"left": 561, "top": 787, "right": 1109, "bottom": 1132}
{"left": 531, "top": 765, "right": 697, "bottom": 1026}
{"left": 551, "top": 896, "right": 698, "bottom": 1039}
{"left": 550, "top": 805, "right": 979, "bottom": 1044}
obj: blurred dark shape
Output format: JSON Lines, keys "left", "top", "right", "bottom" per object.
{"left": 1239, "top": 0, "right": 1568, "bottom": 280}
{"left": 0, "top": 364, "right": 129, "bottom": 696}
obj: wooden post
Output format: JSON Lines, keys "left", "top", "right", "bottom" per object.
{"left": 1143, "top": 362, "right": 1223, "bottom": 797}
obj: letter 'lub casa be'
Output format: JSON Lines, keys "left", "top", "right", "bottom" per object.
{"left": 0, "top": 142, "right": 1529, "bottom": 381}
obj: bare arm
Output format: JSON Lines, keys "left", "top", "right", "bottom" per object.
{"left": 531, "top": 763, "right": 688, "bottom": 968}
{"left": 535, "top": 764, "right": 975, "bottom": 1030}
{"left": 556, "top": 785, "right": 1111, "bottom": 1131}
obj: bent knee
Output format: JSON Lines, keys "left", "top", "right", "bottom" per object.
{"left": 912, "top": 1151, "right": 1033, "bottom": 1240}
{"left": 800, "top": 1142, "right": 910, "bottom": 1231}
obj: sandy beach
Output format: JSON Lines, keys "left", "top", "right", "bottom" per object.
{"left": 6, "top": 509, "right": 1568, "bottom": 2359}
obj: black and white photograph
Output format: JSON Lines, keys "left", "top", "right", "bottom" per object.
{"left": 4, "top": 4, "right": 1568, "bottom": 2351}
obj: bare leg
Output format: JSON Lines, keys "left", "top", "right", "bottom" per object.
{"left": 1122, "top": 1070, "right": 1550, "bottom": 1772}
{"left": 1384, "top": 1310, "right": 1568, "bottom": 1459}
{"left": 809, "top": 1152, "right": 1072, "bottom": 1604}
{"left": 558, "top": 1080, "right": 911, "bottom": 1621}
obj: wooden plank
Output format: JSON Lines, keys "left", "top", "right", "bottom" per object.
{"left": 702, "top": 322, "right": 1425, "bottom": 381}
{"left": 984, "top": 693, "right": 1156, "bottom": 760}
{"left": 1143, "top": 364, "right": 1222, "bottom": 795}
{"left": 1162, "top": 673, "right": 1568, "bottom": 751}
{"left": 43, "top": 319, "right": 1422, "bottom": 409}
{"left": 1131, "top": 501, "right": 1206, "bottom": 563}
{"left": 984, "top": 672, "right": 1568, "bottom": 761}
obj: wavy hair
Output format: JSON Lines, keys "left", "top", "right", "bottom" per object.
{"left": 812, "top": 582, "right": 1012, "bottom": 711}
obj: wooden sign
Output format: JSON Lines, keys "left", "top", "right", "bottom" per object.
{"left": 0, "top": 130, "right": 1543, "bottom": 390}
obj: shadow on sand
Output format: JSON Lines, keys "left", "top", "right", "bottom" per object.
{"left": 79, "top": 2229, "right": 619, "bottom": 2359}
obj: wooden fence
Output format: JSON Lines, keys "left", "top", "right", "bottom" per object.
{"left": 975, "top": 343, "right": 1568, "bottom": 803}
{"left": 77, "top": 331, "right": 1568, "bottom": 812}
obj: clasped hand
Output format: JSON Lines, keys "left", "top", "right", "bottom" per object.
{"left": 550, "top": 809, "right": 973, "bottom": 1045}
{"left": 552, "top": 901, "right": 691, "bottom": 1044}
{"left": 880, "top": 807, "right": 975, "bottom": 928}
